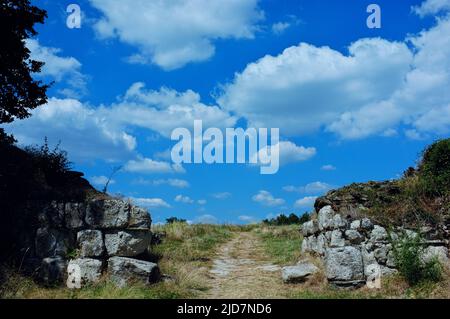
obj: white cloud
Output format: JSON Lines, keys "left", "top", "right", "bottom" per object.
{"left": 321, "top": 164, "right": 336, "bottom": 171}
{"left": 219, "top": 38, "right": 413, "bottom": 137}
{"left": 124, "top": 157, "right": 185, "bottom": 174}
{"left": 272, "top": 22, "right": 290, "bottom": 34}
{"left": 252, "top": 190, "right": 285, "bottom": 207}
{"left": 197, "top": 199, "right": 207, "bottom": 205}
{"left": 294, "top": 196, "right": 317, "bottom": 208}
{"left": 194, "top": 214, "right": 219, "bottom": 224}
{"left": 110, "top": 83, "right": 237, "bottom": 138}
{"left": 252, "top": 141, "right": 316, "bottom": 166}
{"left": 219, "top": 13, "right": 450, "bottom": 140}
{"left": 283, "top": 182, "right": 334, "bottom": 194}
{"left": 89, "top": 0, "right": 263, "bottom": 70}
{"left": 211, "top": 192, "right": 232, "bottom": 200}
{"left": 5, "top": 97, "right": 137, "bottom": 162}
{"left": 130, "top": 197, "right": 171, "bottom": 208}
{"left": 90, "top": 175, "right": 115, "bottom": 187}
{"left": 175, "top": 194, "right": 194, "bottom": 204}
{"left": 26, "top": 39, "right": 88, "bottom": 98}
{"left": 6, "top": 83, "right": 236, "bottom": 164}
{"left": 413, "top": 0, "right": 450, "bottom": 17}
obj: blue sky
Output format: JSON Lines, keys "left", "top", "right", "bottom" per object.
{"left": 5, "top": 0, "right": 450, "bottom": 224}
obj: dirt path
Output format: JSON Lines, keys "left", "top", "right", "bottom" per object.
{"left": 201, "top": 232, "right": 289, "bottom": 299}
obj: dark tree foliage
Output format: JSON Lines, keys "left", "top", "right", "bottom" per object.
{"left": 418, "top": 138, "right": 450, "bottom": 196}
{"left": 263, "top": 213, "right": 310, "bottom": 226}
{"left": 166, "top": 217, "right": 187, "bottom": 224}
{"left": 0, "top": 0, "right": 49, "bottom": 136}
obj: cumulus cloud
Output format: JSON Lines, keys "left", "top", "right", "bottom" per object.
{"left": 130, "top": 197, "right": 171, "bottom": 208}
{"left": 111, "top": 83, "right": 237, "bottom": 138}
{"left": 321, "top": 164, "right": 336, "bottom": 171}
{"left": 283, "top": 182, "right": 334, "bottom": 194}
{"left": 413, "top": 0, "right": 450, "bottom": 17}
{"left": 219, "top": 38, "right": 413, "bottom": 136}
{"left": 294, "top": 196, "right": 317, "bottom": 208}
{"left": 252, "top": 190, "right": 285, "bottom": 207}
{"left": 89, "top": 0, "right": 263, "bottom": 70}
{"left": 6, "top": 82, "right": 236, "bottom": 164}
{"left": 124, "top": 157, "right": 185, "bottom": 174}
{"left": 175, "top": 194, "right": 195, "bottom": 204}
{"left": 197, "top": 199, "right": 207, "bottom": 205}
{"left": 26, "top": 39, "right": 88, "bottom": 98}
{"left": 219, "top": 11, "right": 450, "bottom": 140}
{"left": 252, "top": 141, "right": 316, "bottom": 166}
{"left": 5, "top": 97, "right": 137, "bottom": 162}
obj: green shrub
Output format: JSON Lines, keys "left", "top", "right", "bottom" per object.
{"left": 392, "top": 234, "right": 443, "bottom": 286}
{"left": 24, "top": 138, "right": 72, "bottom": 184}
{"left": 418, "top": 138, "right": 450, "bottom": 196}
{"left": 262, "top": 213, "right": 310, "bottom": 226}
{"left": 166, "top": 217, "right": 187, "bottom": 224}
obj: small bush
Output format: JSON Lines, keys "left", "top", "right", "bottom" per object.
{"left": 392, "top": 234, "right": 443, "bottom": 286}
{"left": 24, "top": 138, "right": 72, "bottom": 184}
{"left": 418, "top": 138, "right": 450, "bottom": 196}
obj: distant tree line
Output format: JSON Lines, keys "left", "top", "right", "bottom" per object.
{"left": 263, "top": 213, "right": 310, "bottom": 226}
{"left": 166, "top": 217, "right": 187, "bottom": 224}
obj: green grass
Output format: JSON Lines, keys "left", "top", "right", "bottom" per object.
{"left": 255, "top": 225, "right": 302, "bottom": 264}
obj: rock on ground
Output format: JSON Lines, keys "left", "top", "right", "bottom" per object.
{"left": 107, "top": 256, "right": 160, "bottom": 287}
{"left": 68, "top": 258, "right": 103, "bottom": 286}
{"left": 282, "top": 262, "right": 319, "bottom": 283}
{"left": 421, "top": 246, "right": 449, "bottom": 265}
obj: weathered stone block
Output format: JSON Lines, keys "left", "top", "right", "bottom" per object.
{"left": 128, "top": 206, "right": 151, "bottom": 229}
{"left": 68, "top": 258, "right": 103, "bottom": 286}
{"left": 105, "top": 230, "right": 151, "bottom": 257}
{"left": 107, "top": 257, "right": 160, "bottom": 287}
{"left": 325, "top": 247, "right": 364, "bottom": 283}
{"left": 85, "top": 199, "right": 129, "bottom": 229}
{"left": 77, "top": 230, "right": 104, "bottom": 258}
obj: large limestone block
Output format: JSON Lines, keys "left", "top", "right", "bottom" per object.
{"left": 77, "top": 230, "right": 105, "bottom": 258}
{"left": 65, "top": 202, "right": 86, "bottom": 229}
{"left": 128, "top": 206, "right": 151, "bottom": 229}
{"left": 325, "top": 246, "right": 365, "bottom": 283}
{"left": 85, "top": 199, "right": 130, "bottom": 229}
{"left": 318, "top": 206, "right": 335, "bottom": 231}
{"left": 302, "top": 220, "right": 319, "bottom": 236}
{"left": 68, "top": 258, "right": 103, "bottom": 286}
{"left": 107, "top": 257, "right": 160, "bottom": 287}
{"left": 105, "top": 230, "right": 152, "bottom": 257}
